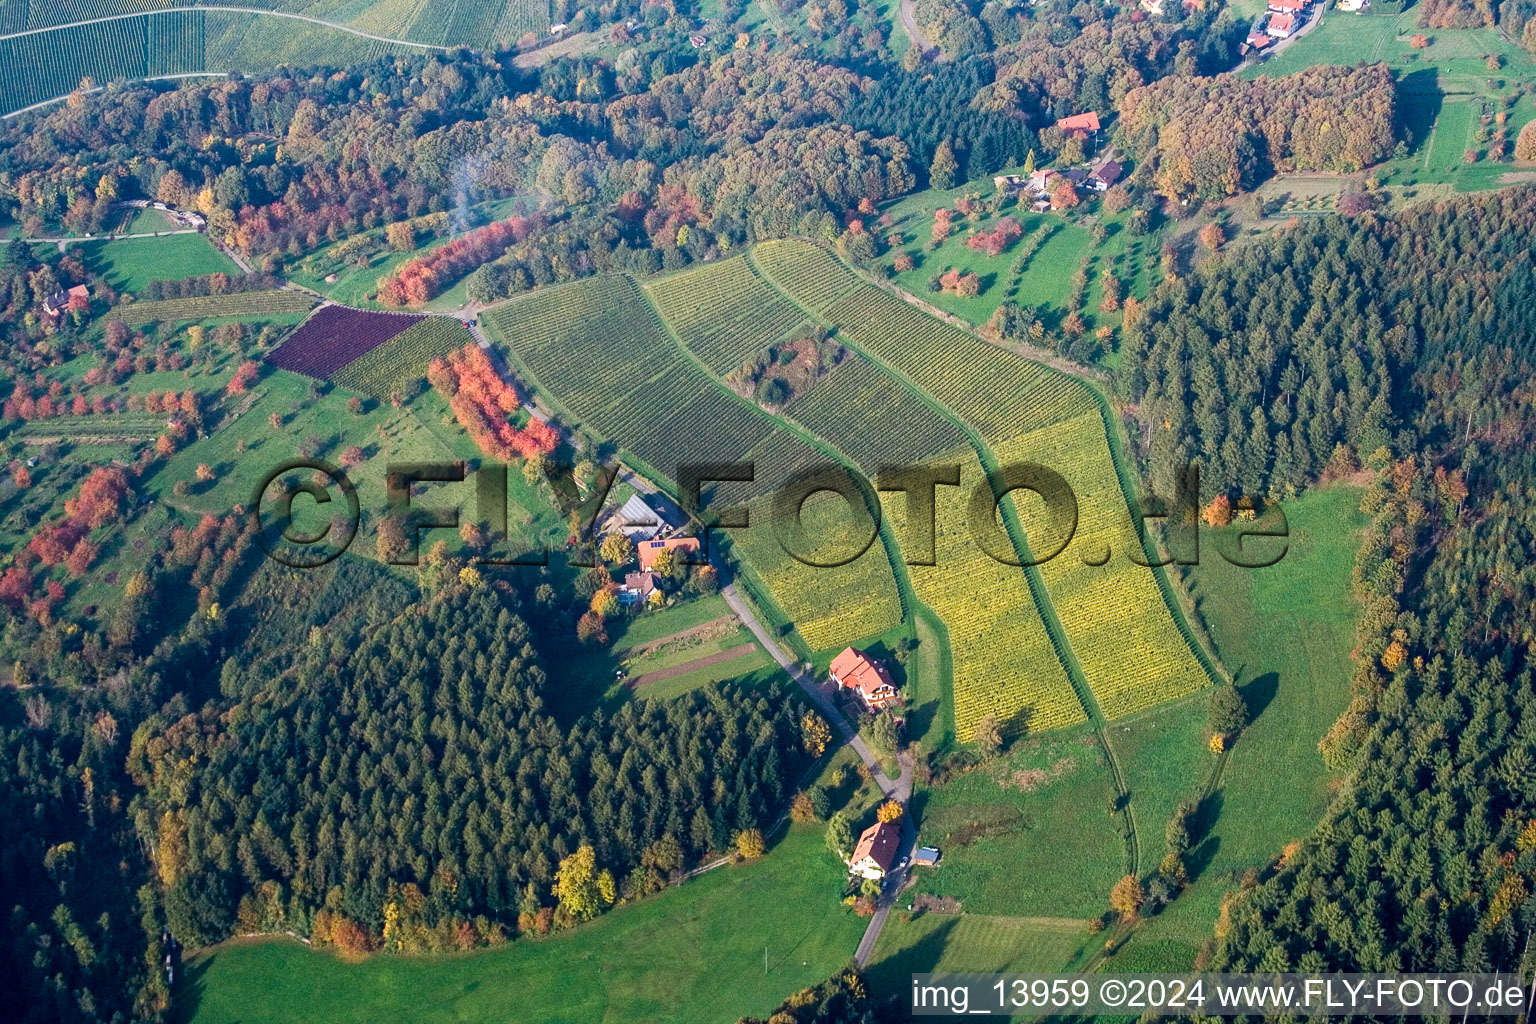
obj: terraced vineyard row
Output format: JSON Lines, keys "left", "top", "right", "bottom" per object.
{"left": 645, "top": 257, "right": 807, "bottom": 374}
{"left": 790, "top": 356, "right": 966, "bottom": 470}
{"left": 749, "top": 240, "right": 861, "bottom": 316}
{"left": 822, "top": 286, "right": 1094, "bottom": 442}
{"left": 995, "top": 411, "right": 1211, "bottom": 719}
{"left": 890, "top": 453, "right": 1086, "bottom": 737}
{"left": 486, "top": 275, "right": 901, "bottom": 647}
{"left": 114, "top": 289, "right": 315, "bottom": 326}
{"left": 730, "top": 490, "right": 903, "bottom": 652}
{"left": 330, "top": 316, "right": 468, "bottom": 398}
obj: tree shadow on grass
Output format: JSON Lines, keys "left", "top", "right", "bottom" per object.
{"left": 1238, "top": 671, "right": 1280, "bottom": 724}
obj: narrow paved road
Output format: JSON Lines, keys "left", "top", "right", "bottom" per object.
{"left": 898, "top": 0, "right": 937, "bottom": 58}
{"left": 717, "top": 579, "right": 916, "bottom": 967}
{"left": 0, "top": 230, "right": 197, "bottom": 244}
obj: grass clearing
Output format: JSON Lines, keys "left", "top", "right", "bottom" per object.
{"left": 908, "top": 725, "right": 1125, "bottom": 917}
{"left": 79, "top": 234, "right": 237, "bottom": 295}
{"left": 1105, "top": 485, "right": 1366, "bottom": 963}
{"left": 175, "top": 824, "right": 865, "bottom": 1024}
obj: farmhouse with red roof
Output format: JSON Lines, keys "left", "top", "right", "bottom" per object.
{"left": 1266, "top": 12, "right": 1296, "bottom": 37}
{"left": 637, "top": 535, "right": 700, "bottom": 571}
{"left": 1055, "top": 111, "right": 1101, "bottom": 141}
{"left": 829, "top": 647, "right": 900, "bottom": 710}
{"left": 849, "top": 821, "right": 901, "bottom": 880}
{"left": 1267, "top": 0, "right": 1306, "bottom": 12}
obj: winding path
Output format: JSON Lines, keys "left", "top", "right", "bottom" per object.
{"left": 897, "top": 0, "right": 937, "bottom": 59}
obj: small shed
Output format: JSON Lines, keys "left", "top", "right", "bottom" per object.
{"left": 913, "top": 847, "right": 942, "bottom": 867}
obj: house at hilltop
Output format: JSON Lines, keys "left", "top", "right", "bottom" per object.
{"left": 830, "top": 647, "right": 900, "bottom": 710}
{"left": 849, "top": 821, "right": 901, "bottom": 880}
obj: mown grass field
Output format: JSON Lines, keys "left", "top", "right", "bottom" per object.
{"left": 79, "top": 234, "right": 237, "bottom": 294}
{"left": 906, "top": 725, "right": 1126, "bottom": 917}
{"left": 175, "top": 824, "right": 865, "bottom": 1024}
{"left": 1101, "top": 485, "right": 1367, "bottom": 969}
{"left": 866, "top": 913, "right": 1093, "bottom": 1002}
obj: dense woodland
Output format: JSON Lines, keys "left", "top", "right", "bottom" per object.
{"left": 1114, "top": 188, "right": 1536, "bottom": 983}
{"left": 1116, "top": 65, "right": 1398, "bottom": 201}
{"left": 4, "top": 0, "right": 1536, "bottom": 1020}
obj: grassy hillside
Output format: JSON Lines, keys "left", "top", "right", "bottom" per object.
{"left": 175, "top": 824, "right": 865, "bottom": 1024}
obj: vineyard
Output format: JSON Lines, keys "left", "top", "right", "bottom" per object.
{"left": 730, "top": 490, "right": 903, "bottom": 651}
{"left": 755, "top": 241, "right": 1095, "bottom": 442}
{"left": 264, "top": 305, "right": 422, "bottom": 379}
{"left": 749, "top": 241, "right": 861, "bottom": 316}
{"left": 114, "top": 289, "right": 315, "bottom": 327}
{"left": 894, "top": 452, "right": 1086, "bottom": 738}
{"left": 644, "top": 257, "right": 808, "bottom": 374}
{"left": 754, "top": 240, "right": 1213, "bottom": 727}
{"left": 484, "top": 275, "right": 902, "bottom": 649}
{"left": 789, "top": 356, "right": 966, "bottom": 470}
{"left": 0, "top": 8, "right": 431, "bottom": 115}
{"left": 995, "top": 411, "right": 1211, "bottom": 720}
{"left": 330, "top": 316, "right": 469, "bottom": 398}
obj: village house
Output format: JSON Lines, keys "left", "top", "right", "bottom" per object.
{"left": 1055, "top": 111, "right": 1101, "bottom": 143}
{"left": 637, "top": 535, "right": 700, "bottom": 572}
{"left": 1267, "top": 0, "right": 1306, "bottom": 13}
{"left": 619, "top": 571, "right": 658, "bottom": 605}
{"left": 829, "top": 647, "right": 900, "bottom": 710}
{"left": 1088, "top": 160, "right": 1123, "bottom": 192}
{"left": 1244, "top": 29, "right": 1275, "bottom": 52}
{"left": 42, "top": 284, "right": 89, "bottom": 317}
{"left": 1266, "top": 12, "right": 1296, "bottom": 37}
{"left": 849, "top": 821, "right": 901, "bottom": 880}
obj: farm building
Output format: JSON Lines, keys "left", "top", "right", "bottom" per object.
{"left": 913, "top": 847, "right": 942, "bottom": 867}
{"left": 1055, "top": 111, "right": 1101, "bottom": 141}
{"left": 637, "top": 535, "right": 700, "bottom": 571}
{"left": 620, "top": 572, "right": 658, "bottom": 605}
{"left": 830, "top": 647, "right": 900, "bottom": 710}
{"left": 604, "top": 493, "right": 676, "bottom": 541}
{"left": 1267, "top": 0, "right": 1306, "bottom": 12}
{"left": 1266, "top": 12, "right": 1296, "bottom": 37}
{"left": 849, "top": 822, "right": 901, "bottom": 880}
{"left": 1244, "top": 30, "right": 1274, "bottom": 52}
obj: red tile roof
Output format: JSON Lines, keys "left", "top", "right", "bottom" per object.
{"left": 1268, "top": 12, "right": 1295, "bottom": 31}
{"left": 1055, "top": 112, "right": 1100, "bottom": 133}
{"left": 1269, "top": 0, "right": 1306, "bottom": 10}
{"left": 637, "top": 535, "right": 700, "bottom": 571}
{"left": 851, "top": 821, "right": 900, "bottom": 873}
{"left": 830, "top": 647, "right": 897, "bottom": 703}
